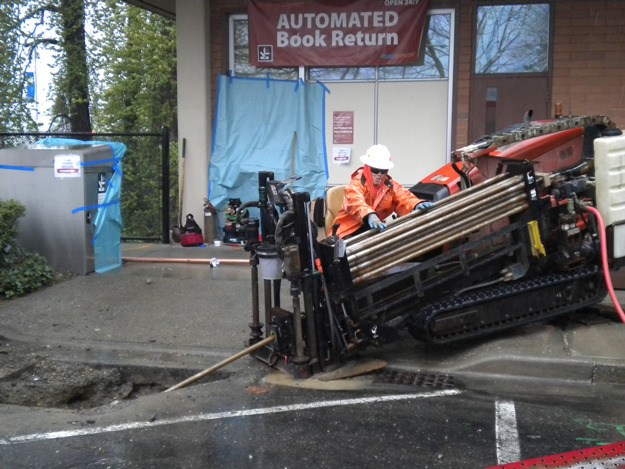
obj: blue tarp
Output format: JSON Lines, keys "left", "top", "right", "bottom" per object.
{"left": 37, "top": 138, "right": 126, "bottom": 274}
{"left": 209, "top": 75, "right": 328, "bottom": 217}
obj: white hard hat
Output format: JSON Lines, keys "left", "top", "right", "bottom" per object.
{"left": 359, "top": 144, "right": 394, "bottom": 170}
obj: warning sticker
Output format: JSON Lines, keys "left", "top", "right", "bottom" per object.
{"left": 54, "top": 154, "right": 82, "bottom": 178}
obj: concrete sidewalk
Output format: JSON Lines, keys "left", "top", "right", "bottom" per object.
{"left": 1, "top": 242, "right": 625, "bottom": 395}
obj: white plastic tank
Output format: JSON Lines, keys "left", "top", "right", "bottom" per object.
{"left": 594, "top": 134, "right": 625, "bottom": 259}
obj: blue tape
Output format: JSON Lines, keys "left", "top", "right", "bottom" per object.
{"left": 316, "top": 80, "right": 330, "bottom": 95}
{"left": 71, "top": 198, "right": 120, "bottom": 214}
{"left": 80, "top": 157, "right": 121, "bottom": 167}
{"left": 225, "top": 75, "right": 301, "bottom": 86}
{"left": 112, "top": 161, "right": 122, "bottom": 177}
{"left": 321, "top": 88, "right": 329, "bottom": 178}
{"left": 0, "top": 164, "right": 35, "bottom": 172}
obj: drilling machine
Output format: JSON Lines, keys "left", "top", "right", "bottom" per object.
{"left": 244, "top": 115, "right": 625, "bottom": 378}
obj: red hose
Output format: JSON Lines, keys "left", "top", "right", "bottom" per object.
{"left": 585, "top": 206, "right": 625, "bottom": 323}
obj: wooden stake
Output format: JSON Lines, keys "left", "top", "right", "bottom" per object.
{"left": 163, "top": 335, "right": 276, "bottom": 393}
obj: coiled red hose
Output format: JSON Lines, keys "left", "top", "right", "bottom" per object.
{"left": 585, "top": 206, "right": 625, "bottom": 323}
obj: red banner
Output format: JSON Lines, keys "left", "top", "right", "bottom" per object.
{"left": 248, "top": 0, "right": 431, "bottom": 67}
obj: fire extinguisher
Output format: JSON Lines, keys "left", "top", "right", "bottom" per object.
{"left": 203, "top": 197, "right": 218, "bottom": 244}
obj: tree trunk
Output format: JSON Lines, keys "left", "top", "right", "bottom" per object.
{"left": 59, "top": 0, "right": 92, "bottom": 133}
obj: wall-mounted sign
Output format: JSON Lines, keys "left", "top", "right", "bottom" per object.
{"left": 97, "top": 172, "right": 108, "bottom": 204}
{"left": 333, "top": 111, "right": 354, "bottom": 144}
{"left": 54, "top": 154, "right": 82, "bottom": 178}
{"left": 248, "top": 0, "right": 431, "bottom": 67}
{"left": 332, "top": 146, "right": 352, "bottom": 165}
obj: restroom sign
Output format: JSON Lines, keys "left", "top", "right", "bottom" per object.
{"left": 97, "top": 172, "right": 108, "bottom": 205}
{"left": 248, "top": 0, "right": 431, "bottom": 67}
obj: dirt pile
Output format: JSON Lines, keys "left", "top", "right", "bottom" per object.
{"left": 0, "top": 341, "right": 202, "bottom": 409}
{"left": 0, "top": 355, "right": 133, "bottom": 409}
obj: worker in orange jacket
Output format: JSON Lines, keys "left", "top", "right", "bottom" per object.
{"left": 332, "top": 144, "right": 433, "bottom": 239}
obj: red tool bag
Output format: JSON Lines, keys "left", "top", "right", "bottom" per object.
{"left": 180, "top": 213, "right": 204, "bottom": 247}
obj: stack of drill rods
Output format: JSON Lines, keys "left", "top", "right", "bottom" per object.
{"left": 346, "top": 174, "right": 525, "bottom": 260}
{"left": 349, "top": 191, "right": 527, "bottom": 281}
{"left": 350, "top": 195, "right": 528, "bottom": 283}
{"left": 347, "top": 178, "right": 528, "bottom": 283}
{"left": 346, "top": 172, "right": 510, "bottom": 246}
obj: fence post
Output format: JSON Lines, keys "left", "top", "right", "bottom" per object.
{"left": 161, "top": 126, "right": 170, "bottom": 244}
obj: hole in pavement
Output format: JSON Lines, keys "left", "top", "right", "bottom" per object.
{"left": 0, "top": 358, "right": 229, "bottom": 410}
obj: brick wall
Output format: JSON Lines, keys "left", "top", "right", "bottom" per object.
{"left": 452, "top": 1, "right": 625, "bottom": 147}
{"left": 552, "top": 1, "right": 625, "bottom": 129}
{"left": 209, "top": 0, "right": 246, "bottom": 114}
{"left": 207, "top": 1, "right": 625, "bottom": 148}
{"left": 453, "top": 1, "right": 473, "bottom": 148}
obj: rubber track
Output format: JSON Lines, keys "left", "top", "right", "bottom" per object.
{"left": 409, "top": 267, "right": 606, "bottom": 344}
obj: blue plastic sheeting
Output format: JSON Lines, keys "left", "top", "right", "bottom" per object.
{"left": 209, "top": 75, "right": 328, "bottom": 215}
{"left": 37, "top": 138, "right": 126, "bottom": 274}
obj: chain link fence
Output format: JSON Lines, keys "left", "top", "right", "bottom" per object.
{"left": 0, "top": 127, "right": 177, "bottom": 243}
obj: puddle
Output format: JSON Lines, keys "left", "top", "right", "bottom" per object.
{"left": 0, "top": 358, "right": 229, "bottom": 409}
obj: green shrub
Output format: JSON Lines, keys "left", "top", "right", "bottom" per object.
{"left": 0, "top": 199, "right": 53, "bottom": 299}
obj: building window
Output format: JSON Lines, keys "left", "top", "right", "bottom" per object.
{"left": 308, "top": 67, "right": 376, "bottom": 82}
{"left": 229, "top": 12, "right": 451, "bottom": 82}
{"left": 309, "top": 13, "right": 451, "bottom": 82}
{"left": 230, "top": 16, "right": 298, "bottom": 79}
{"left": 475, "top": 3, "right": 550, "bottom": 74}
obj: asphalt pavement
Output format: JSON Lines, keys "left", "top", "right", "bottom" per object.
{"left": 1, "top": 242, "right": 625, "bottom": 398}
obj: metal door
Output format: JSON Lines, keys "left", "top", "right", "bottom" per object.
{"left": 468, "top": 3, "right": 552, "bottom": 141}
{"left": 469, "top": 76, "right": 549, "bottom": 140}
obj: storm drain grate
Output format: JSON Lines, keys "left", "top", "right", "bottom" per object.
{"left": 373, "top": 369, "right": 457, "bottom": 389}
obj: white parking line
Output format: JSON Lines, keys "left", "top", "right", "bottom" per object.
{"left": 0, "top": 389, "right": 462, "bottom": 445}
{"left": 495, "top": 400, "right": 521, "bottom": 464}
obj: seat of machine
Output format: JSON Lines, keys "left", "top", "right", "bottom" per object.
{"left": 324, "top": 185, "right": 345, "bottom": 235}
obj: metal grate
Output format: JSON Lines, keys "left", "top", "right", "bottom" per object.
{"left": 373, "top": 369, "right": 456, "bottom": 389}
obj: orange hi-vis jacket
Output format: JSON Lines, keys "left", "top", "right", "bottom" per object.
{"left": 332, "top": 168, "right": 423, "bottom": 238}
